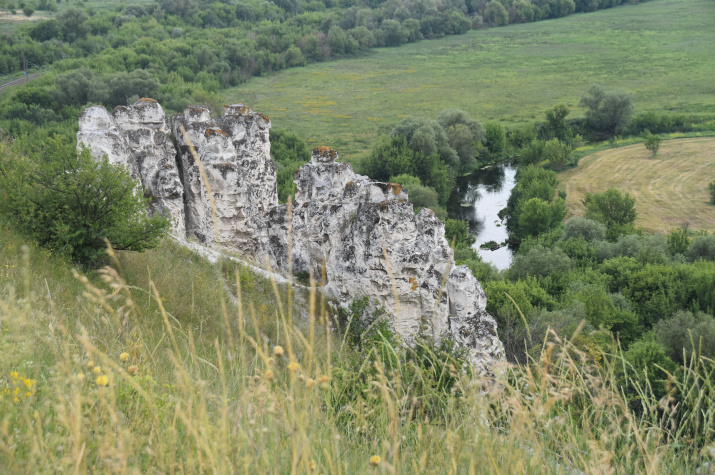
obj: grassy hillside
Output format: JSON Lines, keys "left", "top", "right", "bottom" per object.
{"left": 560, "top": 137, "right": 715, "bottom": 233}
{"left": 226, "top": 0, "right": 715, "bottom": 157}
{"left": 2, "top": 218, "right": 715, "bottom": 472}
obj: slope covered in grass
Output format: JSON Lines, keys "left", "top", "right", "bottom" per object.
{"left": 560, "top": 137, "right": 715, "bottom": 233}
{"left": 227, "top": 0, "right": 715, "bottom": 157}
{"left": 2, "top": 216, "right": 715, "bottom": 471}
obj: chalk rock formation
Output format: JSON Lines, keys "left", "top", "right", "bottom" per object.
{"left": 77, "top": 100, "right": 503, "bottom": 372}
{"left": 77, "top": 99, "right": 185, "bottom": 234}
{"left": 265, "top": 148, "right": 503, "bottom": 370}
{"left": 172, "top": 105, "right": 278, "bottom": 256}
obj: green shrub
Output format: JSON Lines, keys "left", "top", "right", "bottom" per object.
{"left": 0, "top": 137, "right": 169, "bottom": 264}
{"left": 509, "top": 245, "right": 573, "bottom": 279}
{"left": 686, "top": 234, "right": 715, "bottom": 262}
{"left": 656, "top": 310, "right": 715, "bottom": 364}
{"left": 269, "top": 129, "right": 311, "bottom": 203}
{"left": 623, "top": 339, "right": 677, "bottom": 399}
{"left": 518, "top": 139, "right": 546, "bottom": 166}
{"left": 484, "top": 122, "right": 506, "bottom": 157}
{"left": 583, "top": 188, "right": 637, "bottom": 241}
{"left": 579, "top": 84, "right": 635, "bottom": 136}
{"left": 543, "top": 137, "right": 571, "bottom": 170}
{"left": 710, "top": 180, "right": 715, "bottom": 204}
{"left": 643, "top": 131, "right": 661, "bottom": 158}
{"left": 563, "top": 218, "right": 606, "bottom": 243}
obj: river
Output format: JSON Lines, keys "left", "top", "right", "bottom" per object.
{"left": 449, "top": 162, "right": 518, "bottom": 270}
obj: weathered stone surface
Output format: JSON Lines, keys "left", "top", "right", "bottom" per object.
{"left": 77, "top": 99, "right": 185, "bottom": 234}
{"left": 77, "top": 101, "right": 504, "bottom": 373}
{"left": 269, "top": 148, "right": 504, "bottom": 369}
{"left": 172, "top": 104, "right": 277, "bottom": 258}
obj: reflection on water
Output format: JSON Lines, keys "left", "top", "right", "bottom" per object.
{"left": 450, "top": 162, "right": 517, "bottom": 270}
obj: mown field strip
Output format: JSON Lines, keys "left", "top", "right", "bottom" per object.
{"left": 559, "top": 138, "right": 715, "bottom": 233}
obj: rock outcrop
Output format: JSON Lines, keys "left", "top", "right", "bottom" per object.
{"left": 77, "top": 99, "right": 185, "bottom": 234}
{"left": 78, "top": 100, "right": 503, "bottom": 372}
{"left": 172, "top": 105, "right": 277, "bottom": 255}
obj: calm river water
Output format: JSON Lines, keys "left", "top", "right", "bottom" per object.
{"left": 449, "top": 162, "right": 518, "bottom": 270}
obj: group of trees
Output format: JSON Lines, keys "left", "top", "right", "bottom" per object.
{"left": 358, "top": 109, "right": 503, "bottom": 217}
{"left": 473, "top": 173, "right": 715, "bottom": 400}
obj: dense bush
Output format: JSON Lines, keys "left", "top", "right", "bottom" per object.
{"left": 579, "top": 85, "right": 635, "bottom": 137}
{"left": 269, "top": 129, "right": 311, "bottom": 203}
{"left": 655, "top": 310, "right": 715, "bottom": 363}
{"left": 686, "top": 234, "right": 715, "bottom": 262}
{"left": 583, "top": 188, "right": 637, "bottom": 241}
{"left": 503, "top": 165, "right": 564, "bottom": 241}
{"left": 0, "top": 138, "right": 168, "bottom": 264}
{"left": 563, "top": 218, "right": 606, "bottom": 243}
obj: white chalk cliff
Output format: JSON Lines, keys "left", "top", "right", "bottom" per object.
{"left": 78, "top": 100, "right": 504, "bottom": 372}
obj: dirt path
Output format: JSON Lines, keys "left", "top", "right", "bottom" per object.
{"left": 559, "top": 137, "right": 715, "bottom": 233}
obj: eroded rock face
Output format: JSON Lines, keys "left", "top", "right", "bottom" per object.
{"left": 77, "top": 99, "right": 185, "bottom": 234}
{"left": 77, "top": 100, "right": 503, "bottom": 372}
{"left": 172, "top": 104, "right": 278, "bottom": 257}
{"left": 266, "top": 148, "right": 503, "bottom": 368}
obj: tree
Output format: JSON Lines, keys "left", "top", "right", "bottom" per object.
{"left": 542, "top": 104, "right": 571, "bottom": 142}
{"left": 437, "top": 109, "right": 485, "bottom": 172}
{"left": 102, "top": 70, "right": 161, "bottom": 108}
{"left": 579, "top": 85, "right": 635, "bottom": 136}
{"left": 54, "top": 68, "right": 95, "bottom": 107}
{"left": 517, "top": 197, "right": 567, "bottom": 237}
{"left": 624, "top": 340, "right": 677, "bottom": 398}
{"left": 563, "top": 218, "right": 606, "bottom": 243}
{"left": 270, "top": 129, "right": 311, "bottom": 203}
{"left": 583, "top": 188, "right": 637, "bottom": 240}
{"left": 483, "top": 1, "right": 508, "bottom": 26}
{"left": 23, "top": 3, "right": 35, "bottom": 16}
{"left": 543, "top": 138, "right": 571, "bottom": 170}
{"left": 0, "top": 137, "right": 169, "bottom": 264}
{"left": 643, "top": 131, "right": 661, "bottom": 158}
{"left": 484, "top": 122, "right": 506, "bottom": 157}
{"left": 656, "top": 310, "right": 715, "bottom": 364}
{"left": 57, "top": 7, "right": 90, "bottom": 43}
{"left": 685, "top": 234, "right": 715, "bottom": 262}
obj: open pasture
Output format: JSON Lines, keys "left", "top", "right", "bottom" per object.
{"left": 560, "top": 137, "right": 715, "bottom": 233}
{"left": 227, "top": 0, "right": 715, "bottom": 158}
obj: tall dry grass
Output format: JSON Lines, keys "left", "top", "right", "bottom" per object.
{"left": 1, "top": 219, "right": 714, "bottom": 473}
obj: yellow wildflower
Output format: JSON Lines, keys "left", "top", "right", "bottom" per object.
{"left": 92, "top": 366, "right": 101, "bottom": 374}
{"left": 273, "top": 346, "right": 285, "bottom": 357}
{"left": 306, "top": 378, "right": 316, "bottom": 389}
{"left": 76, "top": 373, "right": 85, "bottom": 382}
{"left": 96, "top": 375, "right": 109, "bottom": 387}
{"left": 120, "top": 352, "right": 130, "bottom": 362}
{"left": 288, "top": 362, "right": 300, "bottom": 372}
{"left": 370, "top": 455, "right": 381, "bottom": 467}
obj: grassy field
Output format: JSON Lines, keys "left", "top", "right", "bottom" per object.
{"left": 560, "top": 137, "right": 715, "bottom": 233}
{"left": 226, "top": 0, "right": 715, "bottom": 158}
{"left": 2, "top": 217, "right": 714, "bottom": 472}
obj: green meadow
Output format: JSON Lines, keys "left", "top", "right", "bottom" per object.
{"left": 226, "top": 0, "right": 715, "bottom": 158}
